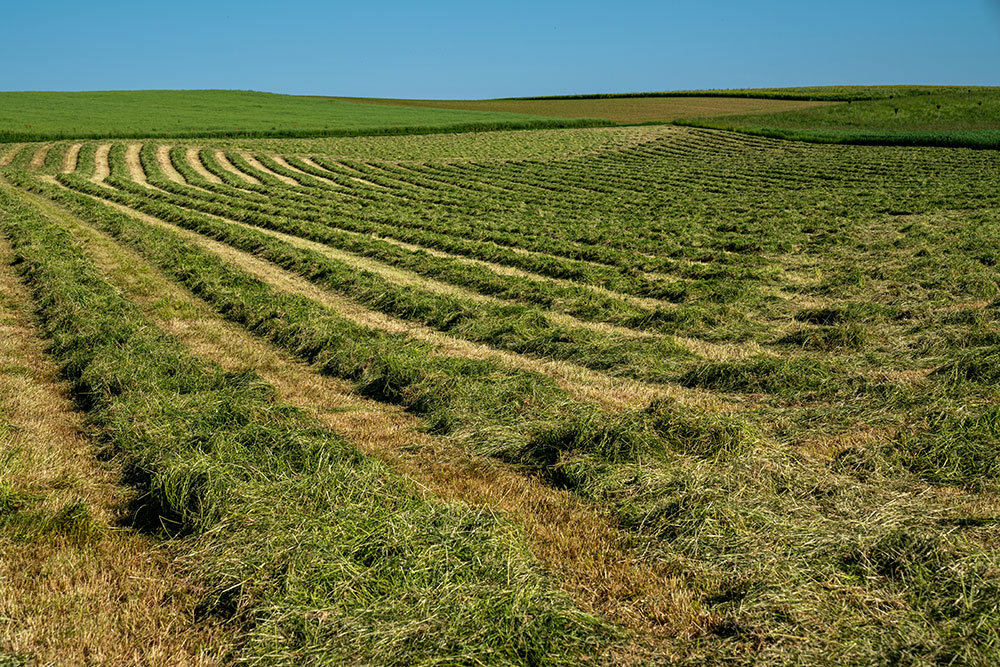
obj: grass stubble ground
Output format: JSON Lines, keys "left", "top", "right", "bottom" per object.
{"left": 1, "top": 93, "right": 1000, "bottom": 665}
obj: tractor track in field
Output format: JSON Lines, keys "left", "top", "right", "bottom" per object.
{"left": 20, "top": 186, "right": 708, "bottom": 650}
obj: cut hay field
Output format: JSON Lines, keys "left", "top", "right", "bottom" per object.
{"left": 2, "top": 96, "right": 1000, "bottom": 665}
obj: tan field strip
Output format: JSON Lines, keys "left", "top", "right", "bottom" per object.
{"left": 185, "top": 147, "right": 223, "bottom": 184}
{"left": 214, "top": 150, "right": 260, "bottom": 185}
{"left": 125, "top": 143, "right": 150, "bottom": 187}
{"left": 337, "top": 95, "right": 836, "bottom": 124}
{"left": 240, "top": 152, "right": 299, "bottom": 185}
{"left": 18, "top": 184, "right": 709, "bottom": 650}
{"left": 92, "top": 143, "right": 111, "bottom": 183}
{"left": 28, "top": 143, "right": 51, "bottom": 170}
{"left": 61, "top": 143, "right": 82, "bottom": 174}
{"left": 0, "top": 222, "right": 228, "bottom": 664}
{"left": 270, "top": 155, "right": 343, "bottom": 186}
{"left": 156, "top": 144, "right": 189, "bottom": 184}
{"left": 0, "top": 144, "right": 23, "bottom": 167}
{"left": 302, "top": 157, "right": 387, "bottom": 188}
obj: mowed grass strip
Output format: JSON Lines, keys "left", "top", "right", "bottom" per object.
{"left": 0, "top": 232, "right": 228, "bottom": 666}
{"left": 0, "top": 184, "right": 610, "bottom": 665}
{"left": 29, "top": 180, "right": 709, "bottom": 650}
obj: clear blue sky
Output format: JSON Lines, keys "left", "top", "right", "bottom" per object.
{"left": 3, "top": 0, "right": 999, "bottom": 98}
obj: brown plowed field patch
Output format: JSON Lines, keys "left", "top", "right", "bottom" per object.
{"left": 338, "top": 95, "right": 837, "bottom": 124}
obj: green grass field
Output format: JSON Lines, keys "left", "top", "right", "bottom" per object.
{"left": 0, "top": 90, "right": 604, "bottom": 142}
{"left": 1, "top": 90, "right": 999, "bottom": 664}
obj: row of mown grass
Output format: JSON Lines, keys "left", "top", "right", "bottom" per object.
{"left": 11, "top": 154, "right": 1000, "bottom": 663}
{"left": 0, "top": 183, "right": 612, "bottom": 665}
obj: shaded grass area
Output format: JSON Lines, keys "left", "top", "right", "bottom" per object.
{"left": 0, "top": 185, "right": 611, "bottom": 664}
{"left": 0, "top": 90, "right": 607, "bottom": 142}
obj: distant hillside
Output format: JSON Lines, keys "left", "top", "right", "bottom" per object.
{"left": 0, "top": 90, "right": 603, "bottom": 142}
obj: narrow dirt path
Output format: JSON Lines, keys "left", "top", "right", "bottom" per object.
{"left": 185, "top": 147, "right": 223, "bottom": 184}
{"left": 92, "top": 144, "right": 111, "bottom": 183}
{"left": 28, "top": 143, "right": 52, "bottom": 170}
{"left": 240, "top": 152, "right": 298, "bottom": 185}
{"left": 0, "top": 220, "right": 229, "bottom": 665}
{"left": 214, "top": 150, "right": 260, "bottom": 185}
{"left": 26, "top": 185, "right": 708, "bottom": 653}
{"left": 61, "top": 143, "right": 83, "bottom": 174}
{"left": 125, "top": 143, "right": 149, "bottom": 187}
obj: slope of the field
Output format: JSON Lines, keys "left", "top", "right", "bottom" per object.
{"left": 678, "top": 87, "right": 1000, "bottom": 148}
{"left": 513, "top": 85, "right": 999, "bottom": 101}
{"left": 337, "top": 95, "right": 835, "bottom": 124}
{"left": 0, "top": 90, "right": 603, "bottom": 142}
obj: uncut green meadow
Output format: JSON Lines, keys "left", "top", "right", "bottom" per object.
{"left": 0, "top": 89, "right": 603, "bottom": 142}
{"left": 1, "top": 93, "right": 1000, "bottom": 665}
